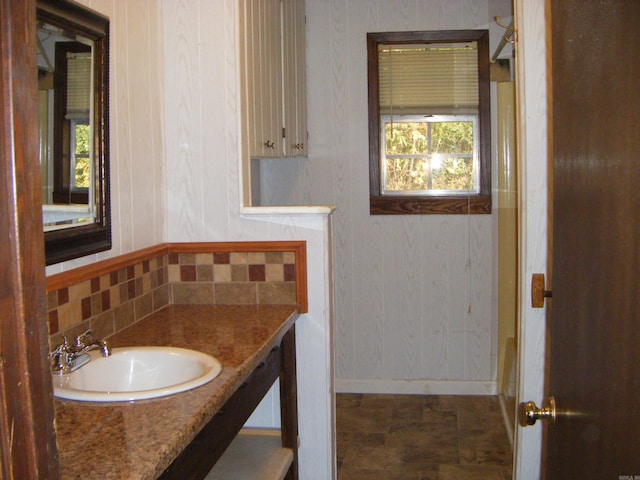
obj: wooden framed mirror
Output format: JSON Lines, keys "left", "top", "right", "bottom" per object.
{"left": 37, "top": 0, "right": 111, "bottom": 265}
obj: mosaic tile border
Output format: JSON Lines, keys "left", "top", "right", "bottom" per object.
{"left": 46, "top": 242, "right": 306, "bottom": 347}
{"left": 168, "top": 251, "right": 296, "bottom": 306}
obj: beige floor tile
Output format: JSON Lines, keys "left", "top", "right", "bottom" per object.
{"left": 336, "top": 394, "right": 513, "bottom": 480}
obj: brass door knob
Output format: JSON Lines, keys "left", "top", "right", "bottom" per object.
{"left": 519, "top": 396, "right": 556, "bottom": 426}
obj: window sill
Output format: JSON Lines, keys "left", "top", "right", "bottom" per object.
{"left": 370, "top": 195, "right": 491, "bottom": 215}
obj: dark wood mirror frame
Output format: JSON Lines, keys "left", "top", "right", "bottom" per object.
{"left": 38, "top": 0, "right": 111, "bottom": 265}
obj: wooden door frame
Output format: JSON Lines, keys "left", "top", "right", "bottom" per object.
{"left": 0, "top": 0, "right": 60, "bottom": 477}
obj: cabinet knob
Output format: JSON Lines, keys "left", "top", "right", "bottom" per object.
{"left": 264, "top": 140, "right": 275, "bottom": 149}
{"left": 294, "top": 143, "right": 304, "bottom": 150}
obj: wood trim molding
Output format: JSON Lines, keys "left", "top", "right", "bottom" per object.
{"left": 0, "top": 0, "right": 60, "bottom": 477}
{"left": 370, "top": 194, "right": 492, "bottom": 215}
{"left": 46, "top": 244, "right": 169, "bottom": 292}
{"left": 47, "top": 241, "right": 309, "bottom": 312}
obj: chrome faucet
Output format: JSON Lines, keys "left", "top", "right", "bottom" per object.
{"left": 50, "top": 329, "right": 112, "bottom": 374}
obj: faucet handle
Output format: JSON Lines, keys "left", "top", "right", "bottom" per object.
{"left": 51, "top": 335, "right": 69, "bottom": 355}
{"left": 74, "top": 329, "right": 93, "bottom": 349}
{"left": 50, "top": 336, "right": 72, "bottom": 372}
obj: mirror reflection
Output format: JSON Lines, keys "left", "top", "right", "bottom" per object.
{"left": 38, "top": 20, "right": 95, "bottom": 229}
{"left": 37, "top": 0, "right": 111, "bottom": 265}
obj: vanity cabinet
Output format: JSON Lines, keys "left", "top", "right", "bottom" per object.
{"left": 160, "top": 325, "right": 298, "bottom": 480}
{"left": 239, "top": 0, "right": 307, "bottom": 158}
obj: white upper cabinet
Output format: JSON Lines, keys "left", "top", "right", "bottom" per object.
{"left": 281, "top": 0, "right": 307, "bottom": 157}
{"left": 239, "top": 0, "right": 307, "bottom": 158}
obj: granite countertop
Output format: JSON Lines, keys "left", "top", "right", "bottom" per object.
{"left": 54, "top": 304, "right": 299, "bottom": 480}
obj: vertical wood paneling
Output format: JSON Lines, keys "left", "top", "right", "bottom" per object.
{"left": 110, "top": 0, "right": 134, "bottom": 253}
{"left": 326, "top": 0, "right": 353, "bottom": 382}
{"left": 446, "top": 216, "right": 470, "bottom": 379}
{"left": 348, "top": 1, "right": 382, "bottom": 382}
{"left": 198, "top": 0, "right": 233, "bottom": 240}
{"left": 164, "top": 0, "right": 202, "bottom": 241}
{"left": 306, "top": 0, "right": 498, "bottom": 391}
{"left": 417, "top": 0, "right": 447, "bottom": 29}
{"left": 422, "top": 217, "right": 451, "bottom": 380}
{"left": 125, "top": 1, "right": 156, "bottom": 248}
{"left": 352, "top": 218, "right": 384, "bottom": 379}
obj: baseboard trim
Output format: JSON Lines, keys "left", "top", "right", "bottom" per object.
{"left": 335, "top": 379, "right": 498, "bottom": 396}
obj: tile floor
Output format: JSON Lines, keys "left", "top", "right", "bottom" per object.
{"left": 336, "top": 394, "right": 512, "bottom": 480}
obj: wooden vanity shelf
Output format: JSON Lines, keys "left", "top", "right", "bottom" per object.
{"left": 159, "top": 325, "right": 298, "bottom": 480}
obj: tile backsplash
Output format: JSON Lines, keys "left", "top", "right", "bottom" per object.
{"left": 47, "top": 243, "right": 303, "bottom": 348}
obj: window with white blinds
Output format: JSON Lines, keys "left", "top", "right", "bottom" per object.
{"left": 66, "top": 52, "right": 91, "bottom": 119}
{"left": 378, "top": 42, "right": 478, "bottom": 116}
{"left": 367, "top": 30, "right": 491, "bottom": 215}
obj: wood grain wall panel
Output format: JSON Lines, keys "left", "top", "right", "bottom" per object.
{"left": 443, "top": 0, "right": 473, "bottom": 29}
{"left": 325, "top": 0, "right": 354, "bottom": 382}
{"left": 467, "top": 216, "right": 494, "bottom": 380}
{"left": 349, "top": 1, "right": 383, "bottom": 383}
{"left": 125, "top": 1, "right": 160, "bottom": 248}
{"left": 221, "top": 0, "right": 244, "bottom": 233}
{"left": 352, "top": 218, "right": 384, "bottom": 380}
{"left": 305, "top": 0, "right": 498, "bottom": 392}
{"left": 421, "top": 217, "right": 452, "bottom": 380}
{"left": 148, "top": 0, "right": 166, "bottom": 245}
{"left": 445, "top": 216, "right": 471, "bottom": 380}
{"left": 163, "top": 0, "right": 202, "bottom": 242}
{"left": 390, "top": 217, "right": 423, "bottom": 380}
{"left": 196, "top": 0, "right": 236, "bottom": 241}
{"left": 108, "top": 0, "right": 135, "bottom": 255}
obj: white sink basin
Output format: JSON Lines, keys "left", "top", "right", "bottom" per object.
{"left": 52, "top": 346, "right": 222, "bottom": 402}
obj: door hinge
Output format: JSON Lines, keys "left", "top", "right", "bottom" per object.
{"left": 531, "top": 273, "right": 552, "bottom": 308}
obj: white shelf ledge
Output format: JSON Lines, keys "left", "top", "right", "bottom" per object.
{"left": 240, "top": 205, "right": 336, "bottom": 216}
{"left": 205, "top": 429, "right": 293, "bottom": 480}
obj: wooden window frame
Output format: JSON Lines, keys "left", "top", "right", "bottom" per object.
{"left": 367, "top": 30, "right": 491, "bottom": 215}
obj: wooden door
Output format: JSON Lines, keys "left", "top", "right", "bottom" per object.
{"left": 545, "top": 0, "right": 640, "bottom": 477}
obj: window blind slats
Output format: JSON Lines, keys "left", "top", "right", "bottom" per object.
{"left": 379, "top": 43, "right": 478, "bottom": 115}
{"left": 66, "top": 52, "right": 91, "bottom": 118}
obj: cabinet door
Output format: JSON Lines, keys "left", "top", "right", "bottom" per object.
{"left": 240, "top": 0, "right": 283, "bottom": 157}
{"left": 282, "top": 0, "right": 307, "bottom": 157}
